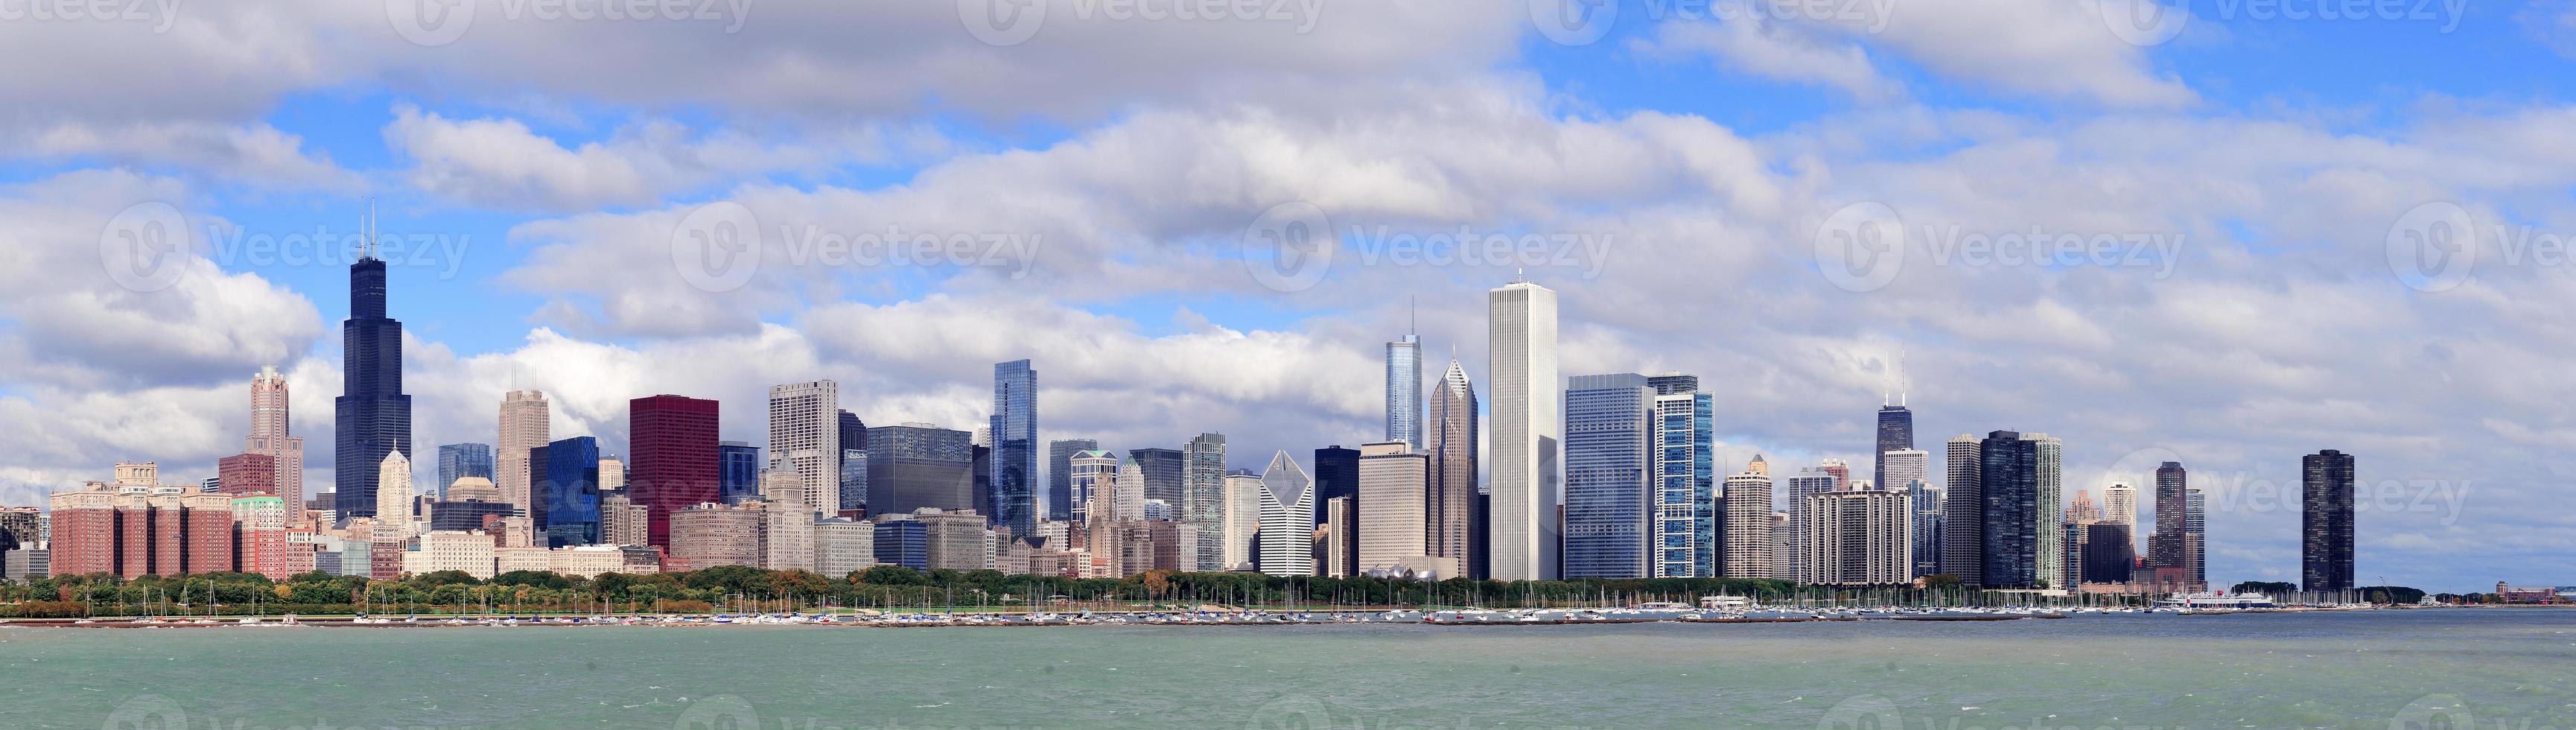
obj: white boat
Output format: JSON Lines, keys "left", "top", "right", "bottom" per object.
{"left": 2154, "top": 591, "right": 2276, "bottom": 609}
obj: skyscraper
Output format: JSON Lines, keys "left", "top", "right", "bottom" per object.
{"left": 334, "top": 242, "right": 412, "bottom": 521}
{"left": 1901, "top": 478, "right": 1943, "bottom": 579}
{"left": 1047, "top": 439, "right": 1097, "bottom": 523}
{"left": 718, "top": 441, "right": 761, "bottom": 503}
{"left": 2151, "top": 461, "right": 2188, "bottom": 570}
{"left": 497, "top": 390, "right": 550, "bottom": 517}
{"left": 1068, "top": 449, "right": 1118, "bottom": 524}
{"left": 1803, "top": 489, "right": 1912, "bottom": 586}
{"left": 1941, "top": 434, "right": 1983, "bottom": 586}
{"left": 536, "top": 436, "right": 601, "bottom": 548}
{"left": 1356, "top": 441, "right": 1448, "bottom": 577}
{"left": 1874, "top": 396, "right": 1913, "bottom": 493}
{"left": 1183, "top": 433, "right": 1227, "bottom": 571}
{"left": 1256, "top": 451, "right": 1316, "bottom": 576}
{"left": 1976, "top": 431, "right": 2062, "bottom": 589}
{"left": 864, "top": 423, "right": 975, "bottom": 518}
{"left": 1223, "top": 469, "right": 1263, "bottom": 571}
{"left": 990, "top": 359, "right": 1038, "bottom": 536}
{"left": 1784, "top": 467, "right": 1839, "bottom": 583}
{"left": 1880, "top": 449, "right": 1929, "bottom": 496}
{"left": 247, "top": 365, "right": 306, "bottom": 517}
{"left": 2103, "top": 482, "right": 2140, "bottom": 527}
{"left": 436, "top": 443, "right": 494, "bottom": 498}
{"left": 2184, "top": 489, "right": 2207, "bottom": 590}
{"left": 1651, "top": 387, "right": 1715, "bottom": 578}
{"left": 1132, "top": 447, "right": 1187, "bottom": 514}
{"left": 2302, "top": 449, "right": 2356, "bottom": 593}
{"left": 1488, "top": 279, "right": 1560, "bottom": 581}
{"left": 630, "top": 395, "right": 719, "bottom": 548}
{"left": 2032, "top": 434, "right": 2064, "bottom": 589}
{"left": 769, "top": 381, "right": 842, "bottom": 515}
{"left": 839, "top": 410, "right": 867, "bottom": 512}
{"left": 1309, "top": 445, "right": 1359, "bottom": 577}
{"left": 375, "top": 451, "right": 415, "bottom": 539}
{"left": 1428, "top": 361, "right": 1478, "bottom": 574}
{"left": 1721, "top": 469, "right": 1774, "bottom": 580}
{"left": 1564, "top": 372, "right": 1653, "bottom": 580}
{"left": 1387, "top": 331, "right": 1423, "bottom": 448}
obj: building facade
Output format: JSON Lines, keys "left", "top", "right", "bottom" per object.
{"left": 2302, "top": 449, "right": 2356, "bottom": 593}
{"left": 990, "top": 359, "right": 1039, "bottom": 537}
{"left": 769, "top": 381, "right": 842, "bottom": 515}
{"left": 497, "top": 390, "right": 551, "bottom": 517}
{"left": 334, "top": 253, "right": 413, "bottom": 521}
{"left": 247, "top": 365, "right": 307, "bottom": 516}
{"left": 1386, "top": 331, "right": 1423, "bottom": 448}
{"left": 1564, "top": 373, "right": 1653, "bottom": 579}
{"left": 1487, "top": 279, "right": 1561, "bottom": 581}
{"left": 630, "top": 394, "right": 720, "bottom": 548}
{"left": 1804, "top": 489, "right": 1912, "bottom": 586}
{"left": 1720, "top": 470, "right": 1773, "bottom": 580}
{"left": 1256, "top": 451, "right": 1316, "bottom": 576}
{"left": 1428, "top": 360, "right": 1478, "bottom": 577}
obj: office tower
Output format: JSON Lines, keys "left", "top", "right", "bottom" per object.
{"left": 2303, "top": 449, "right": 2356, "bottom": 593}
{"left": 1941, "top": 434, "right": 1983, "bottom": 585}
{"left": 1256, "top": 451, "right": 1317, "bottom": 576}
{"left": 2185, "top": 489, "right": 2207, "bottom": 590}
{"left": 865, "top": 424, "right": 976, "bottom": 517}
{"left": 1047, "top": 439, "right": 1097, "bottom": 522}
{"left": 1355, "top": 441, "right": 1450, "bottom": 577}
{"left": 334, "top": 240, "right": 413, "bottom": 521}
{"left": 2031, "top": 434, "right": 2063, "bottom": 588}
{"left": 2103, "top": 482, "right": 2139, "bottom": 526}
{"left": 990, "top": 359, "right": 1038, "bottom": 536}
{"left": 813, "top": 517, "right": 876, "bottom": 577}
{"left": 1783, "top": 467, "right": 1839, "bottom": 583}
{"left": 1652, "top": 389, "right": 1715, "bottom": 578}
{"left": 1874, "top": 396, "right": 1913, "bottom": 492}
{"left": 1130, "top": 447, "right": 1186, "bottom": 514}
{"left": 1387, "top": 331, "right": 1424, "bottom": 448}
{"left": 762, "top": 467, "right": 815, "bottom": 571}
{"left": 2081, "top": 522, "right": 2134, "bottom": 583}
{"left": 1747, "top": 453, "right": 1769, "bottom": 477}
{"left": 598, "top": 492, "right": 650, "bottom": 547}
{"left": 534, "top": 436, "right": 600, "bottom": 548}
{"left": 628, "top": 394, "right": 718, "bottom": 548}
{"left": 1082, "top": 457, "right": 1129, "bottom": 577}
{"left": 1215, "top": 469, "right": 1256, "bottom": 570}
{"left": 769, "top": 381, "right": 843, "bottom": 515}
{"left": 2151, "top": 461, "right": 2188, "bottom": 569}
{"left": 1803, "top": 489, "right": 1911, "bottom": 586}
{"left": 909, "top": 510, "right": 993, "bottom": 571}
{"left": 1818, "top": 460, "right": 1851, "bottom": 490}
{"left": 217, "top": 453, "right": 278, "bottom": 496}
{"left": 375, "top": 451, "right": 416, "bottom": 536}
{"left": 1314, "top": 496, "right": 1350, "bottom": 577}
{"left": 872, "top": 520, "right": 929, "bottom": 571}
{"left": 1647, "top": 372, "right": 1698, "bottom": 396}
{"left": 1067, "top": 449, "right": 1118, "bottom": 524}
{"left": 1767, "top": 512, "right": 1796, "bottom": 582}
{"left": 1880, "top": 449, "right": 1928, "bottom": 495}
{"left": 1469, "top": 488, "right": 1490, "bottom": 580}
{"left": 839, "top": 412, "right": 868, "bottom": 510}
{"left": 247, "top": 366, "right": 307, "bottom": 516}
{"left": 1429, "top": 360, "right": 1478, "bottom": 574}
{"left": 2067, "top": 489, "right": 2102, "bottom": 524}
{"left": 229, "top": 494, "right": 290, "bottom": 580}
{"left": 1563, "top": 372, "right": 1653, "bottom": 580}
{"left": 1721, "top": 470, "right": 1774, "bottom": 580}
{"left": 1113, "top": 454, "right": 1148, "bottom": 521}
{"left": 1147, "top": 520, "right": 1200, "bottom": 572}
{"left": 667, "top": 502, "right": 763, "bottom": 572}
{"left": 436, "top": 443, "right": 494, "bottom": 498}
{"left": 1488, "top": 279, "right": 1560, "bottom": 581}
{"left": 48, "top": 464, "right": 237, "bottom": 578}
{"left": 497, "top": 390, "right": 550, "bottom": 515}
{"left": 1311, "top": 445, "right": 1358, "bottom": 521}
{"left": 597, "top": 457, "right": 625, "bottom": 493}
{"left": 1901, "top": 479, "right": 1943, "bottom": 579}
{"left": 718, "top": 442, "right": 761, "bottom": 503}
{"left": 972, "top": 443, "right": 993, "bottom": 520}
{"left": 1183, "top": 433, "right": 1227, "bottom": 571}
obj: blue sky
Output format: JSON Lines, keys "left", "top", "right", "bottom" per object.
{"left": 2, "top": 1, "right": 2574, "bottom": 591}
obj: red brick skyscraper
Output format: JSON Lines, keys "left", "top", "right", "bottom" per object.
{"left": 247, "top": 366, "right": 306, "bottom": 517}
{"left": 629, "top": 395, "right": 719, "bottom": 548}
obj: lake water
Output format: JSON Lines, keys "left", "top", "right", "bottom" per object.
{"left": 2, "top": 609, "right": 2571, "bottom": 729}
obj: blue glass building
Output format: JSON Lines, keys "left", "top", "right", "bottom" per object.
{"left": 874, "top": 520, "right": 928, "bottom": 571}
{"left": 718, "top": 441, "right": 760, "bottom": 503}
{"left": 1979, "top": 431, "right": 2041, "bottom": 588}
{"left": 534, "top": 436, "right": 600, "bottom": 548}
{"left": 1047, "top": 439, "right": 1097, "bottom": 522}
{"left": 1650, "top": 389, "right": 1715, "bottom": 578}
{"left": 1564, "top": 373, "right": 1653, "bottom": 579}
{"left": 1384, "top": 333, "right": 1422, "bottom": 448}
{"left": 334, "top": 253, "right": 412, "bottom": 520}
{"left": 436, "top": 442, "right": 494, "bottom": 497}
{"left": 990, "top": 360, "right": 1038, "bottom": 536}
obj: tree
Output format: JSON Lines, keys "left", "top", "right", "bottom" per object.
{"left": 416, "top": 571, "right": 484, "bottom": 587}
{"left": 858, "top": 565, "right": 926, "bottom": 586}
{"left": 1923, "top": 574, "right": 1964, "bottom": 589}
{"left": 491, "top": 571, "right": 573, "bottom": 590}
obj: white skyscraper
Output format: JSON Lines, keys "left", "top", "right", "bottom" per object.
{"left": 2102, "top": 482, "right": 2139, "bottom": 526}
{"left": 1880, "top": 449, "right": 1929, "bottom": 495}
{"left": 761, "top": 466, "right": 815, "bottom": 572}
{"left": 1722, "top": 470, "right": 1774, "bottom": 580}
{"left": 1487, "top": 279, "right": 1559, "bottom": 581}
{"left": 375, "top": 451, "right": 416, "bottom": 540}
{"left": 1256, "top": 451, "right": 1316, "bottom": 576}
{"left": 497, "top": 390, "right": 550, "bottom": 515}
{"left": 1223, "top": 472, "right": 1263, "bottom": 571}
{"left": 768, "top": 381, "right": 842, "bottom": 515}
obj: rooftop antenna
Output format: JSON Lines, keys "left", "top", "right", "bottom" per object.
{"left": 1408, "top": 294, "right": 1418, "bottom": 336}
{"left": 1898, "top": 348, "right": 1909, "bottom": 407}
{"left": 362, "top": 199, "right": 378, "bottom": 260}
